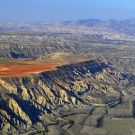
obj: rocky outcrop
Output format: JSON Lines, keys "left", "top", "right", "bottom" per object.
{"left": 0, "top": 60, "right": 130, "bottom": 133}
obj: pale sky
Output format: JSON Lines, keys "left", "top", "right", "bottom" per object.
{"left": 0, "top": 0, "right": 135, "bottom": 22}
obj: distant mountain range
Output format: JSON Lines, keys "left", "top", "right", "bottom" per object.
{"left": 47, "top": 19, "right": 135, "bottom": 40}
{"left": 1, "top": 19, "right": 135, "bottom": 40}
{"left": 61, "top": 18, "right": 135, "bottom": 28}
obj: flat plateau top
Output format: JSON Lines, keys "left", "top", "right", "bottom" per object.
{"left": 0, "top": 59, "right": 60, "bottom": 77}
{"left": 0, "top": 54, "right": 90, "bottom": 77}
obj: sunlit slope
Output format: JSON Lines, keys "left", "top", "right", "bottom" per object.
{"left": 0, "top": 59, "right": 130, "bottom": 133}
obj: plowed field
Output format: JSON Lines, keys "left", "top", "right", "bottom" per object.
{"left": 0, "top": 59, "right": 61, "bottom": 77}
{"left": 0, "top": 53, "right": 90, "bottom": 77}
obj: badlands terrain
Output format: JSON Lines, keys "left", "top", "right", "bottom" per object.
{"left": 0, "top": 19, "right": 135, "bottom": 135}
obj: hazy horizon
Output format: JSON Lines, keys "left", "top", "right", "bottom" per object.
{"left": 0, "top": 0, "right": 135, "bottom": 23}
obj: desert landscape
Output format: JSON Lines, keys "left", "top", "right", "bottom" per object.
{"left": 0, "top": 16, "right": 135, "bottom": 135}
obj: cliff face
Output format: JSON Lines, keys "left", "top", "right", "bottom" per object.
{"left": 0, "top": 60, "right": 129, "bottom": 133}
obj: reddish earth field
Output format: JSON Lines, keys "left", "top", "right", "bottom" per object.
{"left": 0, "top": 55, "right": 90, "bottom": 77}
{"left": 0, "top": 60, "right": 62, "bottom": 77}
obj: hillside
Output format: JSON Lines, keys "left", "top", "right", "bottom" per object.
{"left": 0, "top": 19, "right": 135, "bottom": 134}
{"left": 0, "top": 59, "right": 135, "bottom": 134}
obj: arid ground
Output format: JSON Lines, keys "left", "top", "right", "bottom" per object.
{"left": 0, "top": 60, "right": 59, "bottom": 77}
{"left": 0, "top": 53, "right": 90, "bottom": 77}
